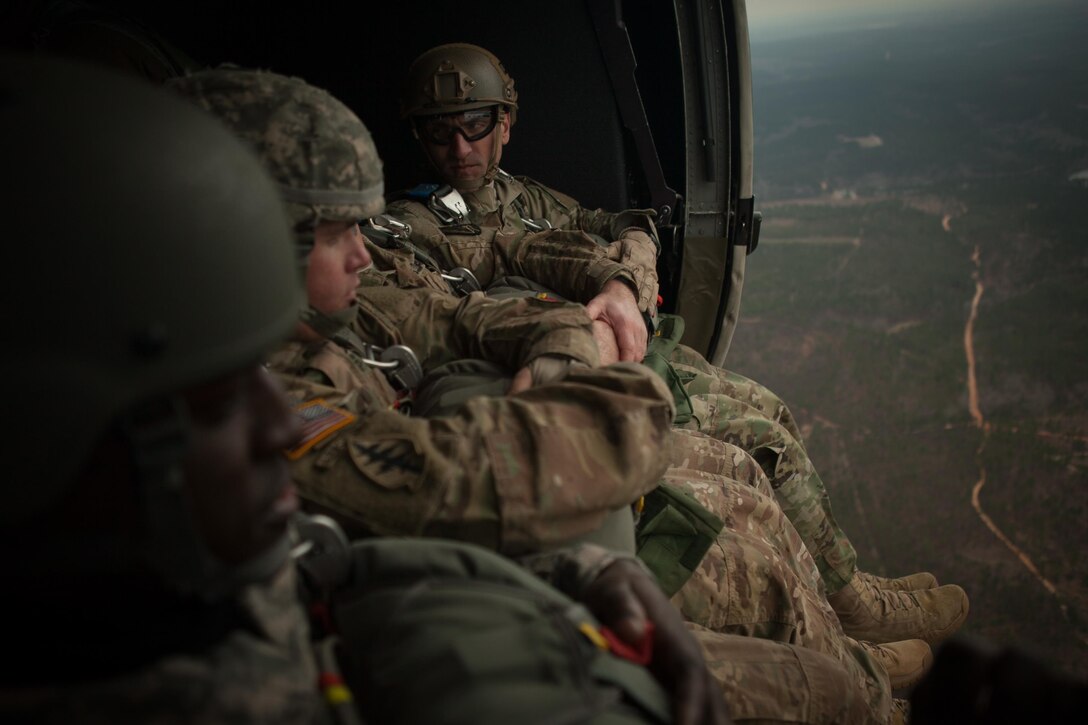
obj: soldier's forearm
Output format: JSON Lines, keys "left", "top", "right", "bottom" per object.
{"left": 427, "top": 364, "right": 675, "bottom": 554}
{"left": 453, "top": 294, "right": 599, "bottom": 369}
{"left": 605, "top": 229, "right": 660, "bottom": 314}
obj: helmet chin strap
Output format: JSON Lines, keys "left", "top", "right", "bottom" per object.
{"left": 298, "top": 303, "right": 355, "bottom": 338}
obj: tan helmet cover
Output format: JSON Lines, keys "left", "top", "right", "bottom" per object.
{"left": 402, "top": 43, "right": 518, "bottom": 124}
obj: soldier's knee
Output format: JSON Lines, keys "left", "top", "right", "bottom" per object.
{"left": 693, "top": 634, "right": 880, "bottom": 724}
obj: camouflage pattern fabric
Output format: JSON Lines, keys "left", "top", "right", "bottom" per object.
{"left": 352, "top": 283, "right": 601, "bottom": 373}
{"left": 168, "top": 68, "right": 385, "bottom": 235}
{"left": 360, "top": 236, "right": 455, "bottom": 294}
{"left": 679, "top": 390, "right": 858, "bottom": 594}
{"left": 2, "top": 565, "right": 327, "bottom": 723}
{"left": 387, "top": 170, "right": 861, "bottom": 594}
{"left": 387, "top": 177, "right": 650, "bottom": 310}
{"left": 530, "top": 499, "right": 892, "bottom": 723}
{"left": 689, "top": 624, "right": 890, "bottom": 724}
{"left": 669, "top": 343, "right": 803, "bottom": 442}
{"left": 273, "top": 323, "right": 886, "bottom": 719}
{"left": 271, "top": 337, "right": 676, "bottom": 555}
{"left": 664, "top": 430, "right": 891, "bottom": 723}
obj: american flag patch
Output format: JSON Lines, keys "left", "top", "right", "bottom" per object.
{"left": 284, "top": 398, "right": 357, "bottom": 460}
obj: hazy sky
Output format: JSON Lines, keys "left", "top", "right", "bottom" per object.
{"left": 745, "top": 0, "right": 1033, "bottom": 38}
{"left": 747, "top": 0, "right": 1012, "bottom": 23}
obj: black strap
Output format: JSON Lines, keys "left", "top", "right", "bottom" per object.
{"left": 588, "top": 1, "right": 681, "bottom": 225}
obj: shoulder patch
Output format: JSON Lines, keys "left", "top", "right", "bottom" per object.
{"left": 348, "top": 433, "right": 425, "bottom": 491}
{"left": 285, "top": 398, "right": 357, "bottom": 460}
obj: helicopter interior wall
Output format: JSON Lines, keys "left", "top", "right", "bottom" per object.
{"left": 14, "top": 0, "right": 711, "bottom": 319}
{"left": 83, "top": 0, "right": 634, "bottom": 211}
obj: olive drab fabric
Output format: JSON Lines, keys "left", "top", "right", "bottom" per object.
{"left": 335, "top": 539, "right": 672, "bottom": 725}
{"left": 410, "top": 359, "right": 513, "bottom": 419}
{"left": 642, "top": 314, "right": 696, "bottom": 426}
{"left": 168, "top": 68, "right": 385, "bottom": 246}
{"left": 2, "top": 57, "right": 301, "bottom": 524}
{"left": 636, "top": 485, "right": 725, "bottom": 598}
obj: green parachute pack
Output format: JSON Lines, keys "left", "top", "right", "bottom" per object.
{"left": 327, "top": 538, "right": 672, "bottom": 724}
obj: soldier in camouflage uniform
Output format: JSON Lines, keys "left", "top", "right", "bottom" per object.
{"left": 3, "top": 56, "right": 736, "bottom": 725}
{"left": 387, "top": 43, "right": 968, "bottom": 648}
{"left": 169, "top": 66, "right": 681, "bottom": 553}
{"left": 170, "top": 65, "right": 925, "bottom": 723}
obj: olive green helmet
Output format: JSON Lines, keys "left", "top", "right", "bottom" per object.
{"left": 169, "top": 67, "right": 385, "bottom": 252}
{"left": 1, "top": 56, "right": 301, "bottom": 524}
{"left": 401, "top": 43, "right": 518, "bottom": 124}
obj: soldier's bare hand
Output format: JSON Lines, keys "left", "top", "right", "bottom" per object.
{"left": 585, "top": 279, "right": 647, "bottom": 363}
{"left": 593, "top": 320, "right": 620, "bottom": 365}
{"left": 584, "top": 559, "right": 732, "bottom": 725}
{"left": 508, "top": 366, "right": 534, "bottom": 394}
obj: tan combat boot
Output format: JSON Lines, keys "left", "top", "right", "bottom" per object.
{"left": 855, "top": 638, "right": 933, "bottom": 690}
{"left": 857, "top": 569, "right": 938, "bottom": 592}
{"left": 889, "top": 698, "right": 911, "bottom": 725}
{"left": 828, "top": 572, "right": 969, "bottom": 644}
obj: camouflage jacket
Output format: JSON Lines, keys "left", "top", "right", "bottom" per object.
{"left": 269, "top": 338, "right": 675, "bottom": 555}
{"left": 386, "top": 171, "right": 660, "bottom": 313}
{"left": 351, "top": 285, "right": 600, "bottom": 372}
{"left": 359, "top": 236, "right": 454, "bottom": 295}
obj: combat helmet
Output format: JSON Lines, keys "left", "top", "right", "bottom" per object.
{"left": 1, "top": 57, "right": 301, "bottom": 592}
{"left": 169, "top": 67, "right": 385, "bottom": 254}
{"left": 401, "top": 42, "right": 518, "bottom": 124}
{"left": 401, "top": 43, "right": 518, "bottom": 191}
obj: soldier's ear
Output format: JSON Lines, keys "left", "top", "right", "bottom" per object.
{"left": 500, "top": 113, "right": 511, "bottom": 146}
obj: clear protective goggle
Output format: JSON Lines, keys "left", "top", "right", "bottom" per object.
{"left": 416, "top": 107, "right": 500, "bottom": 145}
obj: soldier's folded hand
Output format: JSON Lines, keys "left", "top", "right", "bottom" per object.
{"left": 585, "top": 279, "right": 647, "bottom": 362}
{"left": 583, "top": 558, "right": 732, "bottom": 725}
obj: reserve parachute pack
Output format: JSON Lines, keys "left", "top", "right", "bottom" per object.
{"left": 306, "top": 534, "right": 672, "bottom": 725}
{"left": 635, "top": 486, "right": 725, "bottom": 598}
{"left": 411, "top": 359, "right": 511, "bottom": 418}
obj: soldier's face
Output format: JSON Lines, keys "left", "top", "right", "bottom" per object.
{"left": 421, "top": 110, "right": 510, "bottom": 187}
{"left": 182, "top": 364, "right": 302, "bottom": 566}
{"left": 307, "top": 221, "right": 372, "bottom": 314}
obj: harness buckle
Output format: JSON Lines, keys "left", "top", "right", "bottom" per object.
{"left": 440, "top": 266, "right": 483, "bottom": 296}
{"left": 428, "top": 185, "right": 469, "bottom": 224}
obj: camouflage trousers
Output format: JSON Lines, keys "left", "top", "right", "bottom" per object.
{"left": 671, "top": 344, "right": 803, "bottom": 442}
{"left": 689, "top": 626, "right": 889, "bottom": 724}
{"left": 669, "top": 345, "right": 858, "bottom": 594}
{"left": 665, "top": 430, "right": 892, "bottom": 724}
